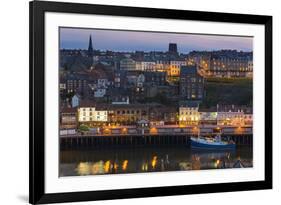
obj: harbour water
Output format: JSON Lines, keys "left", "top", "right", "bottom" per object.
{"left": 59, "top": 145, "right": 253, "bottom": 176}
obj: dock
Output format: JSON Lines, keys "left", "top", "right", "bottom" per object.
{"left": 60, "top": 129, "right": 253, "bottom": 148}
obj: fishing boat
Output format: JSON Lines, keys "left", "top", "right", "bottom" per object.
{"left": 191, "top": 132, "right": 236, "bottom": 150}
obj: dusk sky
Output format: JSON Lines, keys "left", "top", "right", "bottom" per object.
{"left": 60, "top": 27, "right": 253, "bottom": 53}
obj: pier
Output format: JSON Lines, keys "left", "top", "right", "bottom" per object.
{"left": 60, "top": 133, "right": 253, "bottom": 149}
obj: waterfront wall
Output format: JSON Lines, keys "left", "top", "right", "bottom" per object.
{"left": 60, "top": 134, "right": 253, "bottom": 149}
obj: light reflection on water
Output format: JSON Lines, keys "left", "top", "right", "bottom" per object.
{"left": 59, "top": 146, "right": 253, "bottom": 177}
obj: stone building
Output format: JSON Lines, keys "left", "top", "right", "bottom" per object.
{"left": 179, "top": 65, "right": 204, "bottom": 101}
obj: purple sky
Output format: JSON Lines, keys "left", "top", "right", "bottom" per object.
{"left": 60, "top": 27, "right": 253, "bottom": 53}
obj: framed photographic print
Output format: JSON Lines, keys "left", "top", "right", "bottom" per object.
{"left": 29, "top": 0, "right": 272, "bottom": 204}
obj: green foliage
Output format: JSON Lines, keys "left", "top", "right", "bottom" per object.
{"left": 79, "top": 124, "right": 89, "bottom": 132}
{"left": 201, "top": 77, "right": 253, "bottom": 108}
{"left": 141, "top": 93, "right": 173, "bottom": 106}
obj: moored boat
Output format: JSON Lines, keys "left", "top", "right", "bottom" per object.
{"left": 191, "top": 135, "right": 236, "bottom": 150}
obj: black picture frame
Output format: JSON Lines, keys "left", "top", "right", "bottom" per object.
{"left": 29, "top": 0, "right": 272, "bottom": 204}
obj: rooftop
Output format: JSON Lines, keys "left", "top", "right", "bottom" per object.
{"left": 217, "top": 104, "right": 253, "bottom": 113}
{"left": 60, "top": 107, "right": 77, "bottom": 113}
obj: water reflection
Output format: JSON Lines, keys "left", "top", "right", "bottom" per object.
{"left": 60, "top": 146, "right": 253, "bottom": 177}
{"left": 122, "top": 160, "right": 128, "bottom": 171}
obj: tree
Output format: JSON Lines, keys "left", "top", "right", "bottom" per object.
{"left": 79, "top": 124, "right": 89, "bottom": 132}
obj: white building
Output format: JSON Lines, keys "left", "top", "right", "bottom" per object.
{"left": 136, "top": 61, "right": 156, "bottom": 71}
{"left": 78, "top": 107, "right": 108, "bottom": 122}
{"left": 199, "top": 111, "right": 217, "bottom": 125}
{"left": 155, "top": 60, "right": 170, "bottom": 72}
{"left": 217, "top": 111, "right": 245, "bottom": 126}
{"left": 217, "top": 105, "right": 245, "bottom": 126}
{"left": 170, "top": 60, "right": 187, "bottom": 68}
{"left": 179, "top": 102, "right": 199, "bottom": 125}
{"left": 246, "top": 60, "right": 253, "bottom": 78}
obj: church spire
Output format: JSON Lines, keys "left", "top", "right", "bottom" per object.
{"left": 88, "top": 35, "right": 93, "bottom": 57}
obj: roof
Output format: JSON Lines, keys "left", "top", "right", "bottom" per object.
{"left": 108, "top": 103, "right": 150, "bottom": 109}
{"left": 60, "top": 107, "right": 77, "bottom": 113}
{"left": 79, "top": 100, "right": 96, "bottom": 107}
{"left": 79, "top": 101, "right": 109, "bottom": 111}
{"left": 72, "top": 93, "right": 81, "bottom": 98}
{"left": 217, "top": 104, "right": 252, "bottom": 113}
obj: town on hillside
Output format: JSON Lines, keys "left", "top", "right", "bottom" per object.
{"left": 59, "top": 35, "right": 253, "bottom": 136}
